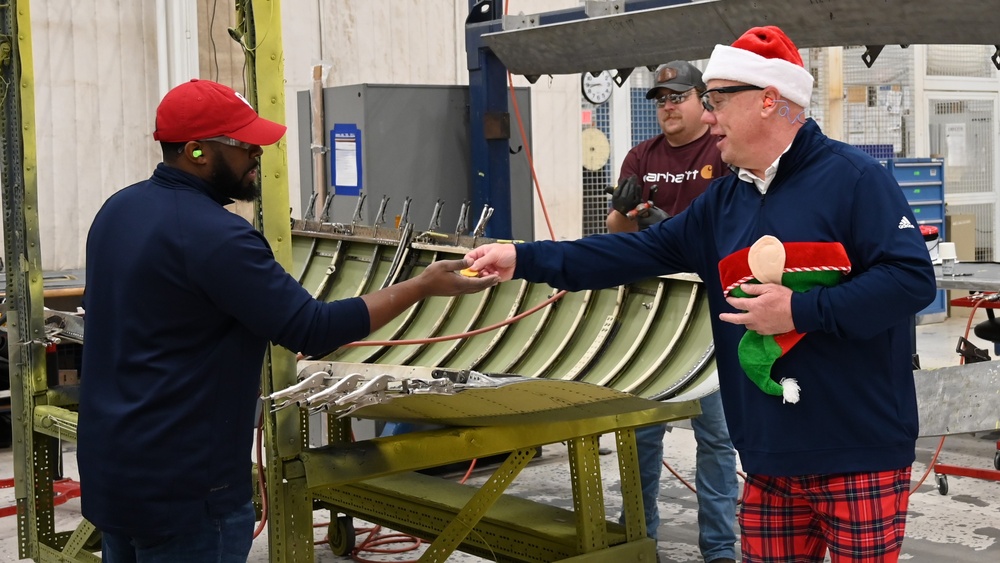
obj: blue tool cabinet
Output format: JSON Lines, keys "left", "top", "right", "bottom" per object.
{"left": 884, "top": 157, "right": 947, "bottom": 318}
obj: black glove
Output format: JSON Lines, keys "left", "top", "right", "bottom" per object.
{"left": 607, "top": 175, "right": 643, "bottom": 217}
{"left": 637, "top": 205, "right": 670, "bottom": 228}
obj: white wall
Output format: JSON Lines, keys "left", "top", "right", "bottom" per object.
{"left": 25, "top": 0, "right": 161, "bottom": 271}
{"left": 281, "top": 0, "right": 581, "bottom": 241}
{"left": 7, "top": 0, "right": 581, "bottom": 270}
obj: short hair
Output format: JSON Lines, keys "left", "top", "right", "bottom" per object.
{"left": 160, "top": 141, "right": 186, "bottom": 162}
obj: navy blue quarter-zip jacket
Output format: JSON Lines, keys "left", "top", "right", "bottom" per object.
{"left": 79, "top": 164, "right": 370, "bottom": 536}
{"left": 514, "top": 120, "right": 936, "bottom": 476}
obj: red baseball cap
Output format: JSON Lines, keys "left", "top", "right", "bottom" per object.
{"left": 153, "top": 79, "right": 286, "bottom": 145}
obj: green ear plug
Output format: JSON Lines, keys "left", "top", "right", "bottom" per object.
{"left": 192, "top": 149, "right": 203, "bottom": 158}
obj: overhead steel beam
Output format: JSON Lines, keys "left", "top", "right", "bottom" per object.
{"left": 484, "top": 0, "right": 1000, "bottom": 76}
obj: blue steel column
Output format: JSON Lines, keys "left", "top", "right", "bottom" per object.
{"left": 464, "top": 1, "right": 690, "bottom": 239}
{"left": 466, "top": 0, "right": 512, "bottom": 239}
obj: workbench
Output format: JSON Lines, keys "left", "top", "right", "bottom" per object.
{"left": 922, "top": 262, "right": 1000, "bottom": 493}
{"left": 0, "top": 270, "right": 85, "bottom": 313}
{"left": 933, "top": 262, "right": 1000, "bottom": 291}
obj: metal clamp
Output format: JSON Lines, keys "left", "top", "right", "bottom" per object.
{"left": 456, "top": 201, "right": 471, "bottom": 235}
{"left": 473, "top": 205, "right": 494, "bottom": 237}
{"left": 427, "top": 199, "right": 444, "bottom": 232}
{"left": 351, "top": 193, "right": 367, "bottom": 230}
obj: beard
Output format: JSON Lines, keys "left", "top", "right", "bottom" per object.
{"left": 210, "top": 156, "right": 260, "bottom": 202}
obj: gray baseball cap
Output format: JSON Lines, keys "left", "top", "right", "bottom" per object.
{"left": 644, "top": 61, "right": 706, "bottom": 99}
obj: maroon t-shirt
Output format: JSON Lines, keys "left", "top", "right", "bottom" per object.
{"left": 618, "top": 129, "right": 729, "bottom": 217}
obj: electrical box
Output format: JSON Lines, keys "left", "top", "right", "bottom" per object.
{"left": 296, "top": 84, "right": 534, "bottom": 240}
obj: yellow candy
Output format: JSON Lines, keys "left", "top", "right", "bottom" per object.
{"left": 459, "top": 268, "right": 479, "bottom": 278}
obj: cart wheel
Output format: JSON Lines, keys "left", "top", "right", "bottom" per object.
{"left": 936, "top": 474, "right": 948, "bottom": 496}
{"left": 994, "top": 450, "right": 1000, "bottom": 471}
{"left": 327, "top": 515, "right": 355, "bottom": 556}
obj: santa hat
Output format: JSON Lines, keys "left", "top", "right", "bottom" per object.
{"left": 702, "top": 26, "right": 814, "bottom": 108}
{"left": 718, "top": 239, "right": 851, "bottom": 404}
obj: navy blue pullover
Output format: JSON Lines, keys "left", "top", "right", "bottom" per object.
{"left": 514, "top": 120, "right": 936, "bottom": 476}
{"left": 79, "top": 164, "right": 369, "bottom": 536}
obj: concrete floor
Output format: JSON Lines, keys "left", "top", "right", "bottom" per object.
{"left": 1, "top": 311, "right": 999, "bottom": 562}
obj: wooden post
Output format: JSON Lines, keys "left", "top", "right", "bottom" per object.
{"left": 311, "top": 65, "right": 327, "bottom": 218}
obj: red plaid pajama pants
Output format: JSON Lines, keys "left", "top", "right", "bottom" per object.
{"left": 739, "top": 467, "right": 911, "bottom": 562}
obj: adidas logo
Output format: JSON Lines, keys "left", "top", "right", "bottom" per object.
{"left": 898, "top": 216, "right": 915, "bottom": 229}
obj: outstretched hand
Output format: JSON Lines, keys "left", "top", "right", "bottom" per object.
{"left": 417, "top": 258, "right": 500, "bottom": 296}
{"left": 719, "top": 282, "right": 796, "bottom": 335}
{"left": 361, "top": 257, "right": 498, "bottom": 331}
{"left": 463, "top": 243, "right": 517, "bottom": 282}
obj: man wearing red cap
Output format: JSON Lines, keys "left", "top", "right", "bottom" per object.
{"left": 606, "top": 61, "right": 737, "bottom": 563}
{"left": 78, "top": 79, "right": 498, "bottom": 562}
{"left": 466, "top": 26, "right": 935, "bottom": 563}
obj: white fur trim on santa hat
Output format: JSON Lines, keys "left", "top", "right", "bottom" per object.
{"left": 702, "top": 44, "right": 814, "bottom": 108}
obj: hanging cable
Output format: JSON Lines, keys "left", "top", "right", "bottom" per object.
{"left": 342, "top": 288, "right": 565, "bottom": 347}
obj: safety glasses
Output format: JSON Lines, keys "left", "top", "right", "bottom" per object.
{"left": 700, "top": 85, "right": 764, "bottom": 112}
{"left": 199, "top": 136, "right": 253, "bottom": 150}
{"left": 653, "top": 89, "right": 695, "bottom": 108}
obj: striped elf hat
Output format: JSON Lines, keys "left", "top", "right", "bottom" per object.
{"left": 719, "top": 238, "right": 851, "bottom": 403}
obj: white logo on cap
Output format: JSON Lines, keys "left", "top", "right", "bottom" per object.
{"left": 234, "top": 91, "right": 255, "bottom": 111}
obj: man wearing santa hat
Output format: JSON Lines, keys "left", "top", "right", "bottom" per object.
{"left": 693, "top": 26, "right": 930, "bottom": 562}
{"left": 465, "top": 25, "right": 935, "bottom": 562}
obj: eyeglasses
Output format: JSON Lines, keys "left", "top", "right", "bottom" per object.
{"left": 199, "top": 136, "right": 252, "bottom": 150}
{"left": 653, "top": 89, "right": 694, "bottom": 108}
{"left": 700, "top": 85, "right": 765, "bottom": 112}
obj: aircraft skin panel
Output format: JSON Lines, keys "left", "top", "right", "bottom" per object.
{"left": 443, "top": 279, "right": 530, "bottom": 370}
{"left": 321, "top": 246, "right": 438, "bottom": 364}
{"left": 290, "top": 223, "right": 717, "bottom": 404}
{"left": 315, "top": 241, "right": 380, "bottom": 300}
{"left": 579, "top": 278, "right": 663, "bottom": 388}
{"left": 504, "top": 289, "right": 594, "bottom": 378}
{"left": 533, "top": 286, "right": 625, "bottom": 381}
{"left": 291, "top": 235, "right": 318, "bottom": 284}
{"left": 640, "top": 296, "right": 715, "bottom": 399}
{"left": 473, "top": 281, "right": 559, "bottom": 374}
{"left": 664, "top": 362, "right": 719, "bottom": 403}
{"left": 373, "top": 263, "right": 460, "bottom": 364}
{"left": 295, "top": 237, "right": 341, "bottom": 297}
{"left": 370, "top": 249, "right": 466, "bottom": 365}
{"left": 355, "top": 244, "right": 396, "bottom": 297}
{"left": 543, "top": 286, "right": 624, "bottom": 381}
{"left": 372, "top": 297, "right": 456, "bottom": 365}
{"left": 324, "top": 301, "right": 421, "bottom": 364}
{"left": 620, "top": 282, "right": 698, "bottom": 394}
{"left": 404, "top": 286, "right": 495, "bottom": 367}
{"left": 347, "top": 244, "right": 389, "bottom": 299}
